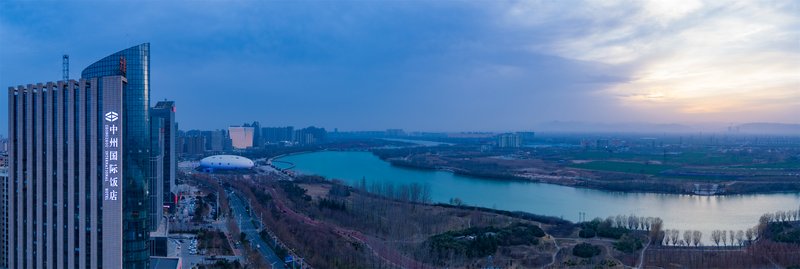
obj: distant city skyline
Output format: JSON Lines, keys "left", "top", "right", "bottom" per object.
{"left": 2, "top": 1, "right": 799, "bottom": 136}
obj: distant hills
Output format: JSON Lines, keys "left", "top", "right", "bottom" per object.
{"left": 534, "top": 121, "right": 699, "bottom": 133}
{"left": 534, "top": 121, "right": 800, "bottom": 134}
{"left": 733, "top": 123, "right": 800, "bottom": 134}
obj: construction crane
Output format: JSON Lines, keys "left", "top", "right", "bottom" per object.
{"left": 62, "top": 54, "right": 69, "bottom": 81}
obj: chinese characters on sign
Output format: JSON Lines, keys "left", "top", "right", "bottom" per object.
{"left": 104, "top": 111, "right": 120, "bottom": 201}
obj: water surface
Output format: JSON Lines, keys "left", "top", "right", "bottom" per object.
{"left": 279, "top": 151, "right": 800, "bottom": 242}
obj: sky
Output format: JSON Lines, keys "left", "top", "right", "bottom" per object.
{"left": 1, "top": 0, "right": 798, "bottom": 135}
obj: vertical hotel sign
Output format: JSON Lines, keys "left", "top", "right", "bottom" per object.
{"left": 102, "top": 76, "right": 124, "bottom": 268}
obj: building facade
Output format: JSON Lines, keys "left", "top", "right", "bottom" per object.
{"left": 295, "top": 126, "right": 327, "bottom": 145}
{"left": 250, "top": 121, "right": 261, "bottom": 148}
{"left": 81, "top": 43, "right": 151, "bottom": 269}
{"left": 263, "top": 126, "right": 294, "bottom": 143}
{"left": 497, "top": 133, "right": 522, "bottom": 148}
{"left": 149, "top": 117, "right": 164, "bottom": 232}
{"left": 7, "top": 76, "right": 127, "bottom": 268}
{"left": 1, "top": 166, "right": 7, "bottom": 269}
{"left": 151, "top": 101, "right": 176, "bottom": 211}
{"left": 228, "top": 126, "right": 254, "bottom": 149}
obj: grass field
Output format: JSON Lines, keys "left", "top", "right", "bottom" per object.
{"left": 663, "top": 151, "right": 757, "bottom": 166}
{"left": 567, "top": 150, "right": 760, "bottom": 166}
{"left": 570, "top": 161, "right": 677, "bottom": 175}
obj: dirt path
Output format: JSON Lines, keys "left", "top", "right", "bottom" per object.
{"left": 636, "top": 238, "right": 650, "bottom": 269}
{"left": 543, "top": 237, "right": 561, "bottom": 269}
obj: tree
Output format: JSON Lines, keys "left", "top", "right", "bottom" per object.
{"left": 613, "top": 235, "right": 643, "bottom": 253}
{"left": 712, "top": 230, "right": 722, "bottom": 247}
{"left": 745, "top": 228, "right": 754, "bottom": 244}
{"left": 649, "top": 218, "right": 663, "bottom": 245}
{"left": 670, "top": 230, "right": 680, "bottom": 246}
{"left": 721, "top": 230, "right": 728, "bottom": 246}
{"left": 573, "top": 243, "right": 602, "bottom": 258}
{"left": 692, "top": 230, "right": 702, "bottom": 247}
{"left": 735, "top": 230, "right": 744, "bottom": 246}
{"left": 683, "top": 230, "right": 692, "bottom": 247}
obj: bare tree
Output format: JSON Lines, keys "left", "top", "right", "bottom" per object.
{"left": 751, "top": 226, "right": 760, "bottom": 241}
{"left": 729, "top": 230, "right": 736, "bottom": 247}
{"left": 721, "top": 230, "right": 728, "bottom": 246}
{"left": 735, "top": 230, "right": 744, "bottom": 246}
{"left": 683, "top": 230, "right": 692, "bottom": 247}
{"left": 628, "top": 215, "right": 637, "bottom": 230}
{"left": 670, "top": 230, "right": 680, "bottom": 246}
{"left": 692, "top": 230, "right": 702, "bottom": 247}
{"left": 650, "top": 218, "right": 663, "bottom": 245}
{"left": 745, "top": 228, "right": 754, "bottom": 244}
{"left": 712, "top": 230, "right": 722, "bottom": 247}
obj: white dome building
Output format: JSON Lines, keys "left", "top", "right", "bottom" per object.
{"left": 199, "top": 155, "right": 255, "bottom": 171}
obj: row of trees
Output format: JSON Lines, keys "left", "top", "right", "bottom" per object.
{"left": 710, "top": 229, "right": 758, "bottom": 247}
{"left": 651, "top": 227, "right": 759, "bottom": 247}
{"left": 760, "top": 206, "right": 800, "bottom": 225}
{"left": 355, "top": 177, "right": 433, "bottom": 204}
{"left": 605, "top": 214, "right": 662, "bottom": 232}
{"left": 660, "top": 230, "right": 702, "bottom": 246}
{"left": 656, "top": 228, "right": 759, "bottom": 247}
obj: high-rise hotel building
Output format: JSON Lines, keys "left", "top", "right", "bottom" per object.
{"left": 6, "top": 43, "right": 152, "bottom": 268}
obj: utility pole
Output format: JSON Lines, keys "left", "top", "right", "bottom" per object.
{"left": 62, "top": 54, "right": 69, "bottom": 81}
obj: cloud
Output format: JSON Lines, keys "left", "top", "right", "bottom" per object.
{"left": 499, "top": 0, "right": 800, "bottom": 123}
{"left": 1, "top": 1, "right": 797, "bottom": 135}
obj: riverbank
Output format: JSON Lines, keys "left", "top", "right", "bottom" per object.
{"left": 276, "top": 149, "right": 800, "bottom": 195}
{"left": 217, "top": 172, "right": 800, "bottom": 268}
{"left": 377, "top": 153, "right": 800, "bottom": 196}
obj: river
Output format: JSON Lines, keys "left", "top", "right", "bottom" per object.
{"left": 277, "top": 151, "right": 800, "bottom": 242}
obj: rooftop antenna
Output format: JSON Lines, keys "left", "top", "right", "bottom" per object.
{"left": 62, "top": 54, "right": 69, "bottom": 81}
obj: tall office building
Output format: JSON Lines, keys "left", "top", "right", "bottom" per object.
{"left": 295, "top": 126, "right": 327, "bottom": 145}
{"left": 151, "top": 101, "right": 176, "bottom": 211}
{"left": 82, "top": 43, "right": 151, "bottom": 269}
{"left": 1, "top": 165, "right": 7, "bottom": 269}
{"left": 149, "top": 117, "right": 164, "bottom": 232}
{"left": 0, "top": 137, "right": 7, "bottom": 153}
{"left": 251, "top": 121, "right": 261, "bottom": 148}
{"left": 497, "top": 133, "right": 522, "bottom": 148}
{"left": 179, "top": 135, "right": 205, "bottom": 156}
{"left": 228, "top": 126, "right": 254, "bottom": 149}
{"left": 199, "top": 130, "right": 224, "bottom": 152}
{"left": 263, "top": 126, "right": 294, "bottom": 143}
{"left": 5, "top": 44, "right": 152, "bottom": 268}
{"left": 7, "top": 76, "right": 128, "bottom": 268}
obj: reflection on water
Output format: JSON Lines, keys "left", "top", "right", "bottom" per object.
{"left": 279, "top": 151, "right": 800, "bottom": 243}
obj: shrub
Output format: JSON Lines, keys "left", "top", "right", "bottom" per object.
{"left": 427, "top": 223, "right": 545, "bottom": 260}
{"left": 572, "top": 243, "right": 601, "bottom": 258}
{"left": 767, "top": 222, "right": 800, "bottom": 244}
{"left": 579, "top": 229, "right": 596, "bottom": 238}
{"left": 613, "top": 234, "right": 643, "bottom": 253}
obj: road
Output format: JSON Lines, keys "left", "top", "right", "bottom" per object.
{"left": 229, "top": 190, "right": 287, "bottom": 269}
